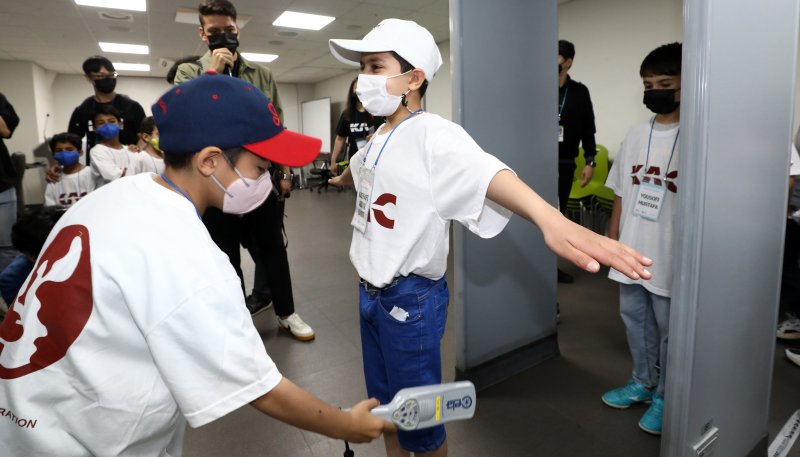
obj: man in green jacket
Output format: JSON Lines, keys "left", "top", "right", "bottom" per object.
{"left": 174, "top": 0, "right": 315, "bottom": 342}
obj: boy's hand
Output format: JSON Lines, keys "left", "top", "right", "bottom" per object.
{"left": 486, "top": 170, "right": 652, "bottom": 281}
{"left": 542, "top": 215, "right": 652, "bottom": 280}
{"left": 211, "top": 48, "right": 235, "bottom": 73}
{"left": 329, "top": 169, "right": 353, "bottom": 187}
{"left": 343, "top": 398, "right": 395, "bottom": 443}
{"left": 45, "top": 164, "right": 62, "bottom": 184}
{"left": 330, "top": 161, "right": 339, "bottom": 176}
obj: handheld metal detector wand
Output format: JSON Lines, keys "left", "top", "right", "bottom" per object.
{"left": 343, "top": 381, "right": 477, "bottom": 456}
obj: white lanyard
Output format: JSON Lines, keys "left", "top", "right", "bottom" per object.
{"left": 632, "top": 119, "right": 680, "bottom": 221}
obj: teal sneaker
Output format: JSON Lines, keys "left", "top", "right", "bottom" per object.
{"left": 601, "top": 379, "right": 653, "bottom": 409}
{"left": 638, "top": 394, "right": 664, "bottom": 435}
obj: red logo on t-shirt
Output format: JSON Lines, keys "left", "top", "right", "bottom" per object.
{"left": 370, "top": 193, "right": 396, "bottom": 229}
{"left": 0, "top": 225, "right": 93, "bottom": 379}
{"left": 630, "top": 164, "right": 678, "bottom": 193}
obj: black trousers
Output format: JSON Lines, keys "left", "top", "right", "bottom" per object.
{"left": 782, "top": 219, "right": 800, "bottom": 315}
{"left": 558, "top": 162, "right": 577, "bottom": 213}
{"left": 203, "top": 194, "right": 295, "bottom": 317}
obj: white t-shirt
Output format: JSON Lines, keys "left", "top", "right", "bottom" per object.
{"left": 89, "top": 144, "right": 138, "bottom": 185}
{"left": 349, "top": 113, "right": 513, "bottom": 287}
{"left": 790, "top": 144, "right": 800, "bottom": 176}
{"left": 43, "top": 167, "right": 99, "bottom": 207}
{"left": 0, "top": 173, "right": 281, "bottom": 456}
{"left": 606, "top": 119, "right": 680, "bottom": 297}
{"left": 136, "top": 153, "right": 166, "bottom": 175}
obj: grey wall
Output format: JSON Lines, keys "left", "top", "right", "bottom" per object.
{"left": 664, "top": 0, "right": 800, "bottom": 455}
{"left": 451, "top": 0, "right": 559, "bottom": 385}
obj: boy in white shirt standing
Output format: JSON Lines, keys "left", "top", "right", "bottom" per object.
{"left": 601, "top": 42, "right": 682, "bottom": 436}
{"left": 329, "top": 19, "right": 653, "bottom": 457}
{"left": 44, "top": 132, "right": 97, "bottom": 207}
{"left": 89, "top": 104, "right": 137, "bottom": 185}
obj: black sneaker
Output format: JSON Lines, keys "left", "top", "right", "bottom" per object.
{"left": 246, "top": 293, "right": 273, "bottom": 316}
{"left": 557, "top": 269, "right": 574, "bottom": 284}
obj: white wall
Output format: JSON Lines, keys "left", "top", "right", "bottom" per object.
{"left": 558, "top": 0, "right": 683, "bottom": 159}
{"left": 0, "top": 60, "right": 46, "bottom": 157}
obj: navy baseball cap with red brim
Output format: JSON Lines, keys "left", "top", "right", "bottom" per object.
{"left": 153, "top": 73, "right": 320, "bottom": 167}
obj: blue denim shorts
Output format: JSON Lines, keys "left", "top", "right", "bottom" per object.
{"left": 359, "top": 274, "right": 449, "bottom": 453}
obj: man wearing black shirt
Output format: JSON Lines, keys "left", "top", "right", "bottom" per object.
{"left": 68, "top": 56, "right": 146, "bottom": 164}
{"left": 558, "top": 40, "right": 598, "bottom": 283}
{"left": 0, "top": 93, "right": 19, "bottom": 255}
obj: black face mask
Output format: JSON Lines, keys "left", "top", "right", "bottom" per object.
{"left": 94, "top": 77, "right": 117, "bottom": 94}
{"left": 207, "top": 32, "right": 239, "bottom": 53}
{"left": 558, "top": 63, "right": 562, "bottom": 74}
{"left": 643, "top": 89, "right": 679, "bottom": 115}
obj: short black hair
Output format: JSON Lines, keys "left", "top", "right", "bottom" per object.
{"left": 93, "top": 104, "right": 121, "bottom": 123}
{"left": 391, "top": 52, "right": 429, "bottom": 98}
{"left": 49, "top": 132, "right": 82, "bottom": 153}
{"left": 139, "top": 116, "right": 155, "bottom": 135}
{"left": 82, "top": 55, "right": 115, "bottom": 75}
{"left": 11, "top": 207, "right": 66, "bottom": 258}
{"left": 166, "top": 55, "right": 202, "bottom": 85}
{"left": 640, "top": 42, "right": 682, "bottom": 77}
{"left": 559, "top": 40, "right": 575, "bottom": 60}
{"left": 198, "top": 0, "right": 237, "bottom": 26}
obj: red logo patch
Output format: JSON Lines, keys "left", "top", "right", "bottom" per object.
{"left": 0, "top": 225, "right": 93, "bottom": 379}
{"left": 268, "top": 103, "right": 281, "bottom": 127}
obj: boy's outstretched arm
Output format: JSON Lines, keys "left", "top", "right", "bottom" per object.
{"left": 486, "top": 170, "right": 652, "bottom": 280}
{"left": 250, "top": 377, "right": 394, "bottom": 443}
{"left": 329, "top": 165, "right": 354, "bottom": 187}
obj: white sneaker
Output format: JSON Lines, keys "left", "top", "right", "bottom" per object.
{"left": 786, "top": 348, "right": 800, "bottom": 367}
{"left": 277, "top": 313, "right": 315, "bottom": 342}
{"left": 777, "top": 315, "right": 800, "bottom": 340}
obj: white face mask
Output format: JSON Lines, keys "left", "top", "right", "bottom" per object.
{"left": 356, "top": 71, "right": 411, "bottom": 117}
{"left": 210, "top": 161, "right": 273, "bottom": 214}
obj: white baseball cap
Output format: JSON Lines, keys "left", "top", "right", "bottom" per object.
{"left": 329, "top": 19, "right": 443, "bottom": 82}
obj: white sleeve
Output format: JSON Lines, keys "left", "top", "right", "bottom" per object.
{"left": 44, "top": 184, "right": 58, "bottom": 206}
{"left": 605, "top": 142, "right": 626, "bottom": 197}
{"left": 790, "top": 144, "right": 800, "bottom": 176}
{"left": 429, "top": 125, "right": 513, "bottom": 239}
{"left": 90, "top": 146, "right": 125, "bottom": 181}
{"left": 145, "top": 278, "right": 282, "bottom": 428}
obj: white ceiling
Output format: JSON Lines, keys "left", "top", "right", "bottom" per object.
{"left": 0, "top": 0, "right": 450, "bottom": 84}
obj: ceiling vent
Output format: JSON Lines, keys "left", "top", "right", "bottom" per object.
{"left": 98, "top": 11, "right": 133, "bottom": 22}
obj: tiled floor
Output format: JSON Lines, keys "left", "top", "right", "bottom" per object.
{"left": 182, "top": 189, "right": 800, "bottom": 457}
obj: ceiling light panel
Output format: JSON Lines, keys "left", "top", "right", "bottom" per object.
{"left": 99, "top": 42, "right": 149, "bottom": 54}
{"left": 240, "top": 53, "right": 278, "bottom": 63}
{"left": 75, "top": 0, "right": 146, "bottom": 12}
{"left": 273, "top": 11, "right": 335, "bottom": 31}
{"left": 113, "top": 63, "right": 150, "bottom": 71}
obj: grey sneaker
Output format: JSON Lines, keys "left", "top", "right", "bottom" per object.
{"left": 277, "top": 313, "right": 315, "bottom": 342}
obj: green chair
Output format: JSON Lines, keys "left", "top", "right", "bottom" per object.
{"left": 567, "top": 145, "right": 609, "bottom": 229}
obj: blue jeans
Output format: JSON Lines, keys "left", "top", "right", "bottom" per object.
{"left": 359, "top": 274, "right": 449, "bottom": 453}
{"left": 619, "top": 283, "right": 671, "bottom": 397}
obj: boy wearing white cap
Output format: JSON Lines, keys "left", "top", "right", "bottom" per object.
{"left": 329, "top": 19, "right": 653, "bottom": 456}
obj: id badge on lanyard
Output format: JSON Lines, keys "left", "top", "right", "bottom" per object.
{"left": 558, "top": 124, "right": 565, "bottom": 143}
{"left": 632, "top": 181, "right": 666, "bottom": 221}
{"left": 352, "top": 165, "right": 374, "bottom": 233}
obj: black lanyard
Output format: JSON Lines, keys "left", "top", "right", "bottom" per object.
{"left": 643, "top": 118, "right": 680, "bottom": 178}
